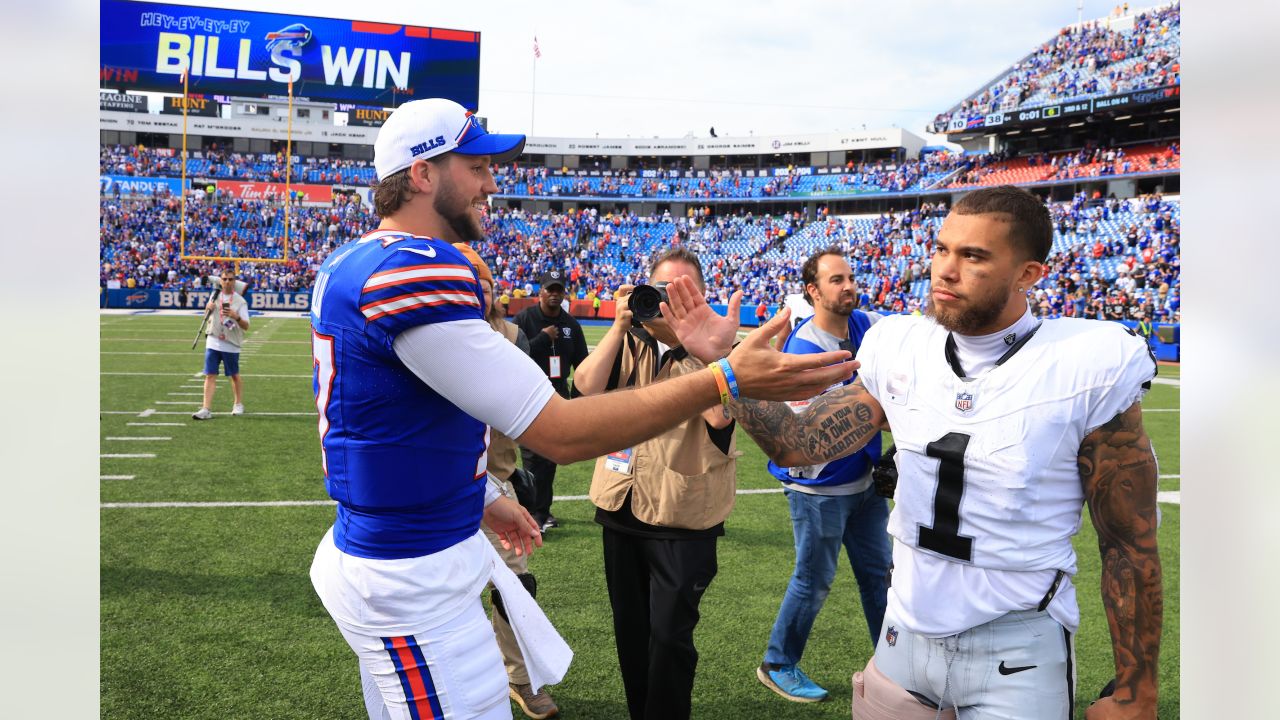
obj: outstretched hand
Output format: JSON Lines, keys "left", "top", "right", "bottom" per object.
{"left": 482, "top": 495, "right": 543, "bottom": 558}
{"left": 724, "top": 307, "right": 857, "bottom": 402}
{"left": 660, "top": 276, "right": 741, "bottom": 363}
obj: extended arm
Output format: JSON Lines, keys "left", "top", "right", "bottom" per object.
{"left": 571, "top": 285, "right": 632, "bottom": 397}
{"left": 729, "top": 379, "right": 886, "bottom": 467}
{"left": 1079, "top": 401, "right": 1162, "bottom": 720}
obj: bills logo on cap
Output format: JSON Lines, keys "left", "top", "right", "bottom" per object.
{"left": 885, "top": 626, "right": 898, "bottom": 647}
{"left": 410, "top": 135, "right": 447, "bottom": 157}
{"left": 955, "top": 391, "right": 974, "bottom": 412}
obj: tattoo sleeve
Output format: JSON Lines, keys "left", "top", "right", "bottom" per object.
{"left": 728, "top": 379, "right": 885, "bottom": 467}
{"left": 1078, "top": 401, "right": 1163, "bottom": 709}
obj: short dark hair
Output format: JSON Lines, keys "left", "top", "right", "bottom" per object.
{"left": 650, "top": 247, "right": 705, "bottom": 288}
{"left": 371, "top": 156, "right": 450, "bottom": 217}
{"left": 951, "top": 185, "right": 1053, "bottom": 262}
{"left": 800, "top": 246, "right": 847, "bottom": 306}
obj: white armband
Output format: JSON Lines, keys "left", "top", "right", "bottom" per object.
{"left": 484, "top": 472, "right": 504, "bottom": 507}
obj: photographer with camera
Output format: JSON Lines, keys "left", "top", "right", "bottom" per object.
{"left": 572, "top": 248, "right": 737, "bottom": 720}
{"left": 193, "top": 269, "right": 249, "bottom": 420}
{"left": 513, "top": 269, "right": 590, "bottom": 532}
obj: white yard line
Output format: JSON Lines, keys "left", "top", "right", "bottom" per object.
{"left": 1152, "top": 377, "right": 1180, "bottom": 387}
{"left": 137, "top": 408, "right": 156, "bottom": 417}
{"left": 128, "top": 422, "right": 186, "bottom": 427}
{"left": 104, "top": 372, "right": 312, "bottom": 378}
{"left": 100, "top": 475, "right": 136, "bottom": 480}
{"left": 168, "top": 392, "right": 204, "bottom": 396}
{"left": 100, "top": 454, "right": 156, "bottom": 459}
{"left": 103, "top": 483, "right": 1186, "bottom": 509}
{"left": 154, "top": 401, "right": 199, "bottom": 405}
{"left": 103, "top": 410, "right": 315, "bottom": 416}
{"left": 105, "top": 437, "right": 171, "bottom": 441}
{"left": 103, "top": 352, "right": 304, "bottom": 357}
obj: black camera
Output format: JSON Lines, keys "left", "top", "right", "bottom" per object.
{"left": 872, "top": 444, "right": 898, "bottom": 499}
{"left": 629, "top": 282, "right": 669, "bottom": 325}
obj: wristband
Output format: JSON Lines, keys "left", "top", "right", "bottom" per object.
{"left": 716, "top": 358, "right": 740, "bottom": 400}
{"left": 708, "top": 362, "right": 731, "bottom": 405}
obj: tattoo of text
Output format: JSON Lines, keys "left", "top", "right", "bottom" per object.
{"left": 729, "top": 381, "right": 882, "bottom": 465}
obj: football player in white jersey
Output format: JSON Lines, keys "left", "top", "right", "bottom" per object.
{"left": 662, "top": 185, "right": 1161, "bottom": 720}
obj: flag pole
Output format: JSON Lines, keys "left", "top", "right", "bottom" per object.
{"left": 531, "top": 35, "right": 538, "bottom": 136}
{"left": 285, "top": 77, "right": 293, "bottom": 263}
{"left": 180, "top": 68, "right": 189, "bottom": 259}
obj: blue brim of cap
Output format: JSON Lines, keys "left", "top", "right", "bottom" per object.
{"left": 456, "top": 132, "right": 526, "bottom": 163}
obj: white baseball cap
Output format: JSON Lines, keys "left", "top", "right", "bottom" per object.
{"left": 374, "top": 98, "right": 526, "bottom": 181}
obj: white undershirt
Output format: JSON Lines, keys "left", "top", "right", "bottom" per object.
{"left": 949, "top": 307, "right": 1039, "bottom": 378}
{"left": 392, "top": 319, "right": 556, "bottom": 440}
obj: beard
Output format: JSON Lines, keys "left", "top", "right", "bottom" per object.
{"left": 819, "top": 292, "right": 855, "bottom": 317}
{"left": 433, "top": 179, "right": 484, "bottom": 241}
{"left": 926, "top": 286, "right": 1008, "bottom": 335}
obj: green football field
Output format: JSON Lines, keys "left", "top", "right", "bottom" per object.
{"left": 100, "top": 314, "right": 1181, "bottom": 719}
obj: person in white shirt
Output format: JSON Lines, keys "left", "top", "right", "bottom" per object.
{"left": 664, "top": 185, "right": 1162, "bottom": 720}
{"left": 193, "top": 269, "right": 250, "bottom": 420}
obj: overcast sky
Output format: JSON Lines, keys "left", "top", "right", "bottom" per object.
{"left": 114, "top": 0, "right": 1163, "bottom": 141}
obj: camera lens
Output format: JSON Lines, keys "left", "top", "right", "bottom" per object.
{"left": 630, "top": 283, "right": 668, "bottom": 324}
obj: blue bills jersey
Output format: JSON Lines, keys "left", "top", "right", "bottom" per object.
{"left": 311, "top": 229, "right": 490, "bottom": 560}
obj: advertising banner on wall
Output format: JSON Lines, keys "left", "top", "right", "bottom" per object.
{"left": 100, "top": 0, "right": 481, "bottom": 107}
{"left": 214, "top": 180, "right": 332, "bottom": 202}
{"left": 100, "top": 174, "right": 186, "bottom": 195}
{"left": 99, "top": 92, "right": 148, "bottom": 112}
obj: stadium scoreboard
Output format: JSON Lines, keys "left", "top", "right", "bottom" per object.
{"left": 100, "top": 0, "right": 481, "bottom": 108}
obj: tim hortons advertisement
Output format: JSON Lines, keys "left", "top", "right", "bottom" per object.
{"left": 215, "top": 180, "right": 332, "bottom": 202}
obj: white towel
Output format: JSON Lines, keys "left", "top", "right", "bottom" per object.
{"left": 484, "top": 542, "right": 574, "bottom": 692}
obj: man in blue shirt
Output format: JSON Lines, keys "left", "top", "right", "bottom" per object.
{"left": 757, "top": 248, "right": 892, "bottom": 704}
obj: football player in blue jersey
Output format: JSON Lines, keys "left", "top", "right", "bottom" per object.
{"left": 307, "top": 98, "right": 858, "bottom": 720}
{"left": 665, "top": 185, "right": 1162, "bottom": 720}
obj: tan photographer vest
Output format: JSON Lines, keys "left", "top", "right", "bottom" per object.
{"left": 588, "top": 335, "right": 737, "bottom": 530}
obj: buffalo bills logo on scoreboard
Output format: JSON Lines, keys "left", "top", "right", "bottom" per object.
{"left": 265, "top": 23, "right": 312, "bottom": 52}
{"left": 955, "top": 391, "right": 974, "bottom": 413}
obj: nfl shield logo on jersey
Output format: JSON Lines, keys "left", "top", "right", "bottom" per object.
{"left": 885, "top": 626, "right": 898, "bottom": 647}
{"left": 955, "top": 391, "right": 974, "bottom": 413}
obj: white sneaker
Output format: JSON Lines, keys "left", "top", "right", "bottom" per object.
{"left": 192, "top": 407, "right": 213, "bottom": 420}
{"left": 231, "top": 403, "right": 245, "bottom": 416}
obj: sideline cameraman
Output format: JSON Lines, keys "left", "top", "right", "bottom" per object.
{"left": 572, "top": 248, "right": 736, "bottom": 720}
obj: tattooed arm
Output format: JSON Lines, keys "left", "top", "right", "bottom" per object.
{"left": 1079, "top": 401, "right": 1162, "bottom": 720}
{"left": 729, "top": 379, "right": 886, "bottom": 467}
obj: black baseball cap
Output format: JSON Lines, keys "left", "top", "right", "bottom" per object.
{"left": 539, "top": 270, "right": 566, "bottom": 290}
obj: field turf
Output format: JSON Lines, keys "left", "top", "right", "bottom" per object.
{"left": 101, "top": 314, "right": 1180, "bottom": 719}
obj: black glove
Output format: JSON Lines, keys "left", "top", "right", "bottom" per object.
{"left": 872, "top": 445, "right": 898, "bottom": 499}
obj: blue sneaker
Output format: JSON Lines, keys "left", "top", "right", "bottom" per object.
{"left": 757, "top": 662, "right": 829, "bottom": 702}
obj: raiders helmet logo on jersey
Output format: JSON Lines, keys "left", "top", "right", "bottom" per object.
{"left": 955, "top": 391, "right": 974, "bottom": 412}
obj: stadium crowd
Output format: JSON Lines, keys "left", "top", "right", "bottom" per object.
{"left": 930, "top": 2, "right": 1180, "bottom": 132}
{"left": 100, "top": 186, "right": 1180, "bottom": 324}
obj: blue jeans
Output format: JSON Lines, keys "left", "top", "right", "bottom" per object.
{"left": 764, "top": 485, "right": 891, "bottom": 666}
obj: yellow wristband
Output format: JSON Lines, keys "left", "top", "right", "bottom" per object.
{"left": 708, "top": 362, "right": 731, "bottom": 405}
